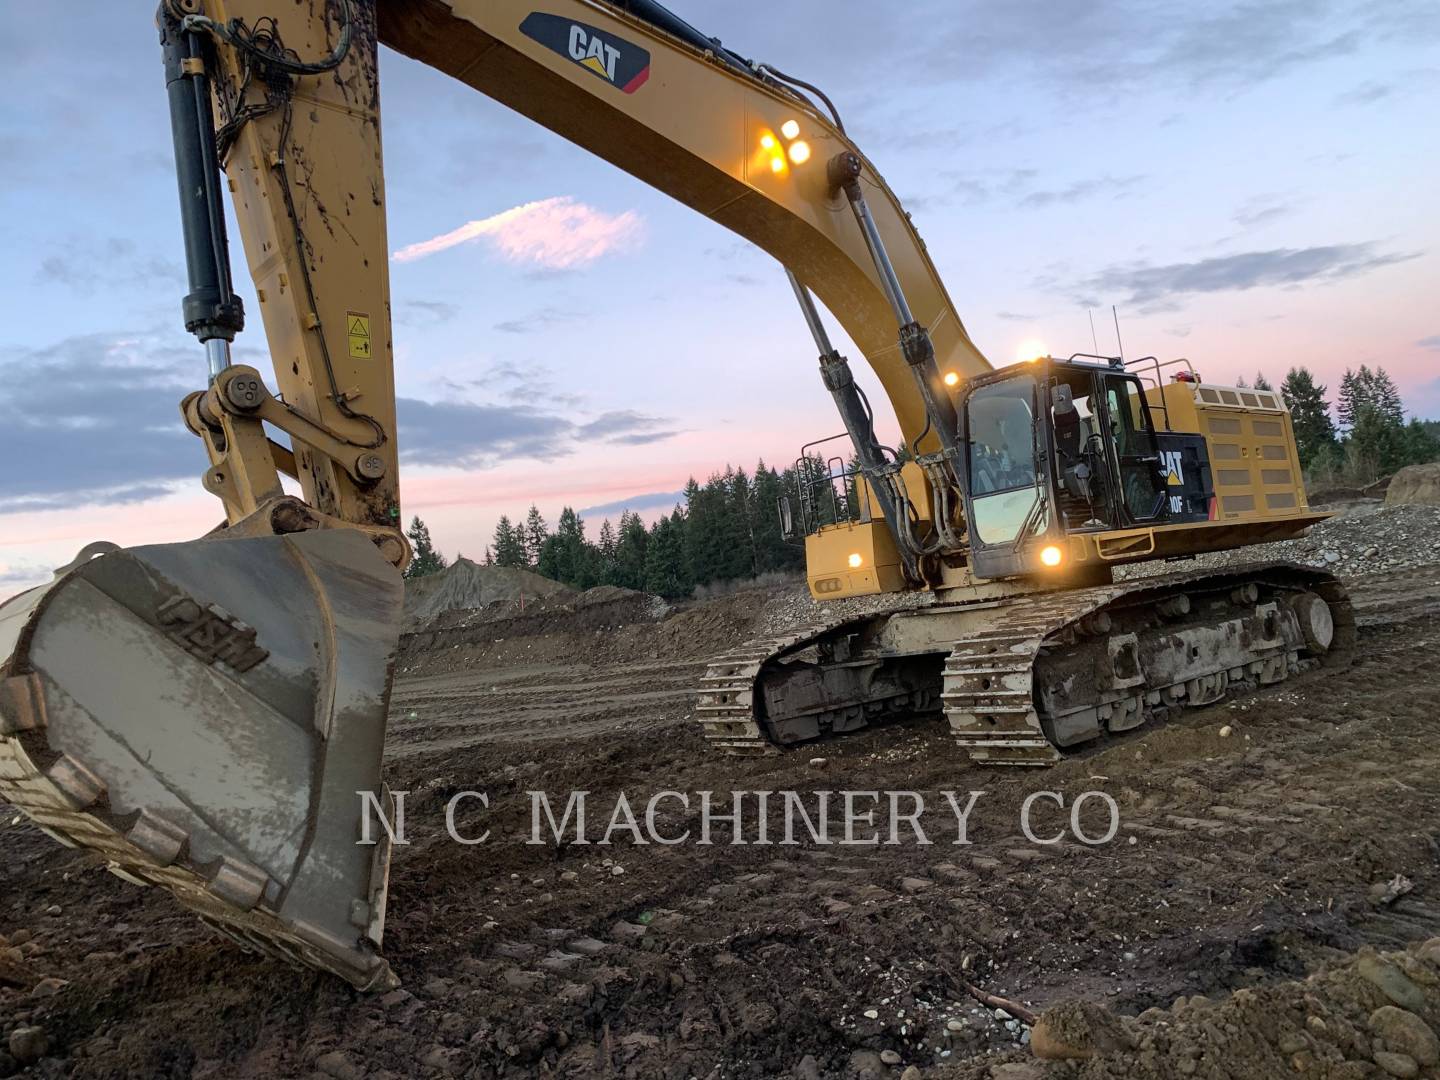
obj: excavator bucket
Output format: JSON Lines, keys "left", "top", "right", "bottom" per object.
{"left": 0, "top": 528, "right": 403, "bottom": 990}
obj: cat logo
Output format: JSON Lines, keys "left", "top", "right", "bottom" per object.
{"left": 1161, "top": 450, "right": 1185, "bottom": 486}
{"left": 520, "top": 13, "right": 652, "bottom": 94}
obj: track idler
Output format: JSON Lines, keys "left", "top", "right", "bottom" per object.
{"left": 0, "top": 529, "right": 403, "bottom": 989}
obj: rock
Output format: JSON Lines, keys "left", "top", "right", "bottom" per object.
{"left": 43, "top": 905, "right": 61, "bottom": 917}
{"left": 1357, "top": 953, "right": 1427, "bottom": 1013}
{"left": 1418, "top": 938, "right": 1440, "bottom": 967}
{"left": 315, "top": 1050, "right": 361, "bottom": 1080}
{"left": 1373, "top": 1051, "right": 1419, "bottom": 1078}
{"left": 808, "top": 757, "right": 829, "bottom": 769}
{"left": 990, "top": 1065, "right": 1044, "bottom": 1080}
{"left": 1030, "top": 1001, "right": 1134, "bottom": 1061}
{"left": 880, "top": 1048, "right": 902, "bottom": 1064}
{"left": 900, "top": 877, "right": 934, "bottom": 895}
{"left": 611, "top": 865, "right": 625, "bottom": 877}
{"left": 863, "top": 1008, "right": 880, "bottom": 1019}
{"left": 609, "top": 920, "right": 647, "bottom": 941}
{"left": 1369, "top": 1007, "right": 1439, "bottom": 1066}
{"left": 418, "top": 1045, "right": 464, "bottom": 1075}
{"left": 1219, "top": 725, "right": 1234, "bottom": 737}
{"left": 848, "top": 1049, "right": 886, "bottom": 1076}
{"left": 379, "top": 988, "right": 413, "bottom": 1010}
{"left": 946, "top": 1019, "right": 966, "bottom": 1032}
{"left": 29, "top": 977, "right": 67, "bottom": 998}
{"left": 1322, "top": 550, "right": 1341, "bottom": 565}
{"left": 901, "top": 1069, "right": 922, "bottom": 1080}
{"left": 1386, "top": 463, "right": 1440, "bottom": 507}
{"left": 7, "top": 1027, "right": 47, "bottom": 1065}
{"left": 560, "top": 871, "right": 579, "bottom": 883}
{"left": 792, "top": 1054, "right": 821, "bottom": 1080}
{"left": 9, "top": 930, "right": 32, "bottom": 947}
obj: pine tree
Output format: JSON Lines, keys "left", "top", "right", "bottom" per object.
{"left": 1280, "top": 367, "right": 1338, "bottom": 470}
{"left": 492, "top": 515, "right": 528, "bottom": 568}
{"left": 1347, "top": 404, "right": 1404, "bottom": 483}
{"left": 1337, "top": 366, "right": 1374, "bottom": 431}
{"left": 613, "top": 510, "right": 649, "bottom": 590}
{"left": 1253, "top": 372, "right": 1273, "bottom": 391}
{"left": 523, "top": 505, "right": 548, "bottom": 568}
{"left": 483, "top": 546, "right": 494, "bottom": 566}
{"left": 644, "top": 515, "right": 690, "bottom": 598}
{"left": 1371, "top": 367, "right": 1404, "bottom": 425}
{"left": 403, "top": 515, "right": 447, "bottom": 579}
{"left": 1402, "top": 419, "right": 1440, "bottom": 467}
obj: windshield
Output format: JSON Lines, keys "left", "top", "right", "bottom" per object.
{"left": 967, "top": 378, "right": 1043, "bottom": 545}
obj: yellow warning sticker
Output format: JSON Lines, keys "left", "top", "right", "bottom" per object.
{"left": 347, "top": 311, "right": 372, "bottom": 360}
{"left": 1166, "top": 470, "right": 1182, "bottom": 486}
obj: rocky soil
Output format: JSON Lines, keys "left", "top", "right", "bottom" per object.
{"left": 2, "top": 507, "right": 1440, "bottom": 1079}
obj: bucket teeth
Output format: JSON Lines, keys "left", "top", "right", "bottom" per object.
{"left": 46, "top": 754, "right": 106, "bottom": 809}
{"left": 0, "top": 673, "right": 46, "bottom": 734}
{"left": 126, "top": 811, "right": 188, "bottom": 866}
{"left": 208, "top": 858, "right": 271, "bottom": 911}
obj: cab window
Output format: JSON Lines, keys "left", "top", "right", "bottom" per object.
{"left": 967, "top": 379, "right": 1043, "bottom": 544}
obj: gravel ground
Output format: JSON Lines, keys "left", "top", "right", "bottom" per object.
{"left": 1120, "top": 504, "right": 1440, "bottom": 581}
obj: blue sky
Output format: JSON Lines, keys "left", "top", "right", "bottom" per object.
{"left": 1, "top": 1, "right": 1437, "bottom": 590}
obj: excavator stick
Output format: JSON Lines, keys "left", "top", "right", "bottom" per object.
{"left": 0, "top": 529, "right": 402, "bottom": 990}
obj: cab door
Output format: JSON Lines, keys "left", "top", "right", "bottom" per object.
{"left": 1100, "top": 373, "right": 1166, "bottom": 524}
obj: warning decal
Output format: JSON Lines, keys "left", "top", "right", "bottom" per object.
{"left": 347, "top": 311, "right": 371, "bottom": 359}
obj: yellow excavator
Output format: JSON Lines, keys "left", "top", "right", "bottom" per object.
{"left": 0, "top": 0, "right": 1351, "bottom": 990}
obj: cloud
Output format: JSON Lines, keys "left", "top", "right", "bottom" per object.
{"left": 395, "top": 300, "right": 459, "bottom": 327}
{"left": 579, "top": 490, "right": 686, "bottom": 518}
{"left": 1417, "top": 336, "right": 1440, "bottom": 351}
{"left": 1072, "top": 242, "right": 1421, "bottom": 310}
{"left": 1017, "top": 175, "right": 1145, "bottom": 209}
{"left": 1333, "top": 80, "right": 1393, "bottom": 106}
{"left": 577, "top": 411, "right": 679, "bottom": 446}
{"left": 995, "top": 310, "right": 1038, "bottom": 322}
{"left": 397, "top": 401, "right": 678, "bottom": 468}
{"left": 0, "top": 331, "right": 679, "bottom": 512}
{"left": 392, "top": 196, "right": 643, "bottom": 268}
{"left": 0, "top": 331, "right": 202, "bottom": 512}
{"left": 494, "top": 306, "right": 577, "bottom": 334}
{"left": 0, "top": 560, "right": 53, "bottom": 588}
{"left": 1232, "top": 195, "right": 1296, "bottom": 228}
{"left": 899, "top": 0, "right": 1395, "bottom": 99}
{"left": 37, "top": 236, "right": 184, "bottom": 294}
{"left": 931, "top": 169, "right": 1135, "bottom": 211}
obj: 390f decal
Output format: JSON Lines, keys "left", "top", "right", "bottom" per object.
{"left": 520, "top": 12, "right": 651, "bottom": 93}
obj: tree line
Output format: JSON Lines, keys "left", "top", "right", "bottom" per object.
{"left": 1265, "top": 363, "right": 1438, "bottom": 485}
{"left": 406, "top": 458, "right": 855, "bottom": 598}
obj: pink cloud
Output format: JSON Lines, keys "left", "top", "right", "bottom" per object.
{"left": 392, "top": 196, "right": 643, "bottom": 268}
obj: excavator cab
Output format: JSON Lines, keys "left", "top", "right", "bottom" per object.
{"left": 959, "top": 357, "right": 1188, "bottom": 581}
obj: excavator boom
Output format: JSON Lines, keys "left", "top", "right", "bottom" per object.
{"left": 0, "top": 0, "right": 990, "bottom": 988}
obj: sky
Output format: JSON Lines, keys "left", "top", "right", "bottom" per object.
{"left": 1, "top": 1, "right": 1437, "bottom": 594}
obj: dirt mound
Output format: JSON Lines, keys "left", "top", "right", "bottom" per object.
{"left": 953, "top": 939, "right": 1440, "bottom": 1079}
{"left": 1386, "top": 463, "right": 1440, "bottom": 507}
{"left": 403, "top": 559, "right": 571, "bottom": 627}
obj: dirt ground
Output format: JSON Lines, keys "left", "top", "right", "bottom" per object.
{"left": 3, "top": 561, "right": 1440, "bottom": 1079}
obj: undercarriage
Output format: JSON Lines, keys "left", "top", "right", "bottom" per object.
{"left": 695, "top": 563, "right": 1353, "bottom": 764}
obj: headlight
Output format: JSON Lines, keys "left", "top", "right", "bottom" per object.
{"left": 1040, "top": 545, "right": 1063, "bottom": 567}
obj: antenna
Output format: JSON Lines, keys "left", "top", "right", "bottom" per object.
{"left": 1088, "top": 310, "right": 1099, "bottom": 354}
{"left": 1112, "top": 305, "right": 1125, "bottom": 363}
